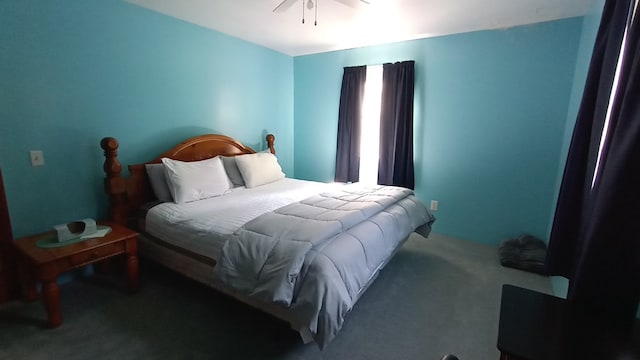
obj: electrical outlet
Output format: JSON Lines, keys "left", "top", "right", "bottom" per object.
{"left": 430, "top": 200, "right": 438, "bottom": 211}
{"left": 30, "top": 150, "right": 44, "bottom": 166}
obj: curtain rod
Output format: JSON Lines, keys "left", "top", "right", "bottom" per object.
{"left": 344, "top": 60, "right": 415, "bottom": 69}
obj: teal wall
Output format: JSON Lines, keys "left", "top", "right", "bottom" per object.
{"left": 1, "top": 0, "right": 592, "bottom": 249}
{"left": 0, "top": 0, "right": 294, "bottom": 237}
{"left": 293, "top": 18, "right": 583, "bottom": 244}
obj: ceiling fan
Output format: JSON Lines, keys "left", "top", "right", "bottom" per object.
{"left": 273, "top": 0, "right": 370, "bottom": 25}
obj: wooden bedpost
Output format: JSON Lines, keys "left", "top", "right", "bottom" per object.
{"left": 100, "top": 137, "right": 128, "bottom": 225}
{"left": 266, "top": 134, "right": 276, "bottom": 155}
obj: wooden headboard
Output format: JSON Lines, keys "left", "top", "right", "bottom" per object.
{"left": 100, "top": 134, "right": 276, "bottom": 227}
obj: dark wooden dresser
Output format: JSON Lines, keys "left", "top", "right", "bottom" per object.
{"left": 0, "top": 168, "right": 19, "bottom": 303}
{"left": 497, "top": 284, "right": 640, "bottom": 359}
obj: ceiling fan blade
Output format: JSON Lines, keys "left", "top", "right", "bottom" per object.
{"left": 333, "top": 0, "right": 369, "bottom": 8}
{"left": 273, "top": 0, "right": 299, "bottom": 13}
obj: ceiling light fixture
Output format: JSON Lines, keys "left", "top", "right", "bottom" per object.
{"left": 301, "top": 0, "right": 318, "bottom": 26}
{"left": 274, "top": 0, "right": 370, "bottom": 22}
{"left": 276, "top": 0, "right": 372, "bottom": 26}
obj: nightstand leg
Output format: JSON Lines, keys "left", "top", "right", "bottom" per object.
{"left": 126, "top": 254, "right": 139, "bottom": 293}
{"left": 42, "top": 277, "right": 62, "bottom": 328}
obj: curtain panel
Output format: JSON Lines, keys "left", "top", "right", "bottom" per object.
{"left": 546, "top": 0, "right": 640, "bottom": 322}
{"left": 335, "top": 66, "right": 367, "bottom": 183}
{"left": 378, "top": 61, "right": 416, "bottom": 189}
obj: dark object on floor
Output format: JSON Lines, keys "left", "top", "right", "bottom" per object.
{"left": 441, "top": 355, "right": 459, "bottom": 360}
{"left": 499, "top": 235, "right": 547, "bottom": 274}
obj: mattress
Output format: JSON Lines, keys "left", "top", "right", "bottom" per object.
{"left": 145, "top": 178, "right": 341, "bottom": 261}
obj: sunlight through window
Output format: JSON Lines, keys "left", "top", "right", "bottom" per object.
{"left": 359, "top": 65, "right": 383, "bottom": 184}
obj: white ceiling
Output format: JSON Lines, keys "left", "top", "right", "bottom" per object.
{"left": 125, "top": 0, "right": 594, "bottom": 56}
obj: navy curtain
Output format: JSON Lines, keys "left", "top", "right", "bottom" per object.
{"left": 335, "top": 66, "right": 367, "bottom": 183}
{"left": 546, "top": 0, "right": 640, "bottom": 322}
{"left": 378, "top": 61, "right": 415, "bottom": 189}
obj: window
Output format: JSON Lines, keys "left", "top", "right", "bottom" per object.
{"left": 336, "top": 60, "right": 415, "bottom": 188}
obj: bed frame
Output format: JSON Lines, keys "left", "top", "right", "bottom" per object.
{"left": 99, "top": 133, "right": 417, "bottom": 345}
{"left": 98, "top": 134, "right": 315, "bottom": 339}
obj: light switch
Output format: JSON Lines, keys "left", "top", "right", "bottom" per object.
{"left": 30, "top": 150, "right": 44, "bottom": 166}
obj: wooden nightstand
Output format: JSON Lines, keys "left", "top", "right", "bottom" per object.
{"left": 14, "top": 221, "right": 139, "bottom": 328}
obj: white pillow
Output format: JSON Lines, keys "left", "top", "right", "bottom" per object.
{"left": 235, "top": 152, "right": 285, "bottom": 188}
{"left": 161, "top": 157, "right": 231, "bottom": 203}
{"left": 145, "top": 163, "right": 173, "bottom": 202}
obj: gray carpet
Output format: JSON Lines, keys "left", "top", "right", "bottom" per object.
{"left": 0, "top": 233, "right": 551, "bottom": 360}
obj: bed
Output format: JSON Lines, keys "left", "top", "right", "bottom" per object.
{"left": 100, "top": 133, "right": 436, "bottom": 348}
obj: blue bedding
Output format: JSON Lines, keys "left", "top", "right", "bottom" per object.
{"left": 215, "top": 184, "right": 435, "bottom": 347}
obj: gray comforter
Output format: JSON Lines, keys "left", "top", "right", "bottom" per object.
{"left": 215, "top": 184, "right": 435, "bottom": 347}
